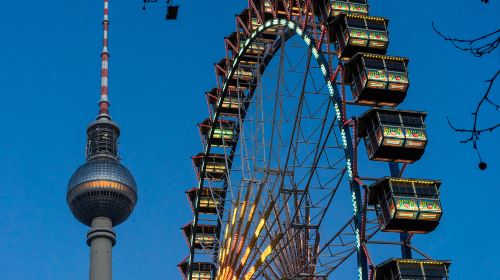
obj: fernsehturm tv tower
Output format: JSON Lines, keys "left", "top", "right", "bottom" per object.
{"left": 66, "top": 1, "right": 138, "bottom": 279}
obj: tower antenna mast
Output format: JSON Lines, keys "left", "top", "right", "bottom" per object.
{"left": 99, "top": 0, "right": 110, "bottom": 119}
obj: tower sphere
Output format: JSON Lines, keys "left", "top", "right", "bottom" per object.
{"left": 67, "top": 157, "right": 137, "bottom": 227}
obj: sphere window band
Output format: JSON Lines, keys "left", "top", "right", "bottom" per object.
{"left": 68, "top": 180, "right": 136, "bottom": 195}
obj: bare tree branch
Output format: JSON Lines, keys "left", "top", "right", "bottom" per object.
{"left": 447, "top": 70, "right": 499, "bottom": 169}
{"left": 432, "top": 23, "right": 500, "bottom": 57}
{"left": 433, "top": 2, "right": 499, "bottom": 169}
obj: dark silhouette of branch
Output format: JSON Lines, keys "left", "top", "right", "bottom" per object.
{"left": 447, "top": 70, "right": 499, "bottom": 169}
{"left": 433, "top": 1, "right": 499, "bottom": 169}
{"left": 432, "top": 23, "right": 500, "bottom": 57}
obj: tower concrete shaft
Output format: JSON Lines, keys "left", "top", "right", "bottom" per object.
{"left": 87, "top": 217, "right": 116, "bottom": 280}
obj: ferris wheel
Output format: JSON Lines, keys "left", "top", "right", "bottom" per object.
{"left": 179, "top": 1, "right": 451, "bottom": 279}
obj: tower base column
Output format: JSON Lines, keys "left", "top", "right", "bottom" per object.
{"left": 87, "top": 217, "right": 116, "bottom": 280}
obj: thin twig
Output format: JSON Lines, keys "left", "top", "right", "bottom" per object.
{"left": 447, "top": 70, "right": 499, "bottom": 164}
{"left": 432, "top": 23, "right": 500, "bottom": 57}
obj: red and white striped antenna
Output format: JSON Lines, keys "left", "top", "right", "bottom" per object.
{"left": 98, "top": 0, "right": 111, "bottom": 119}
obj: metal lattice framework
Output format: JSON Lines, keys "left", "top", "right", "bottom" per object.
{"left": 179, "top": 1, "right": 449, "bottom": 280}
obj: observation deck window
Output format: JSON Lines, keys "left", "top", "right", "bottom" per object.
{"left": 86, "top": 122, "right": 120, "bottom": 159}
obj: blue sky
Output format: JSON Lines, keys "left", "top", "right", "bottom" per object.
{"left": 0, "top": 0, "right": 498, "bottom": 279}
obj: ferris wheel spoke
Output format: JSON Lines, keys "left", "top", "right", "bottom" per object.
{"left": 253, "top": 118, "right": 347, "bottom": 277}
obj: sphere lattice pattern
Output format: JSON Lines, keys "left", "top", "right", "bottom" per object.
{"left": 67, "top": 158, "right": 137, "bottom": 226}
